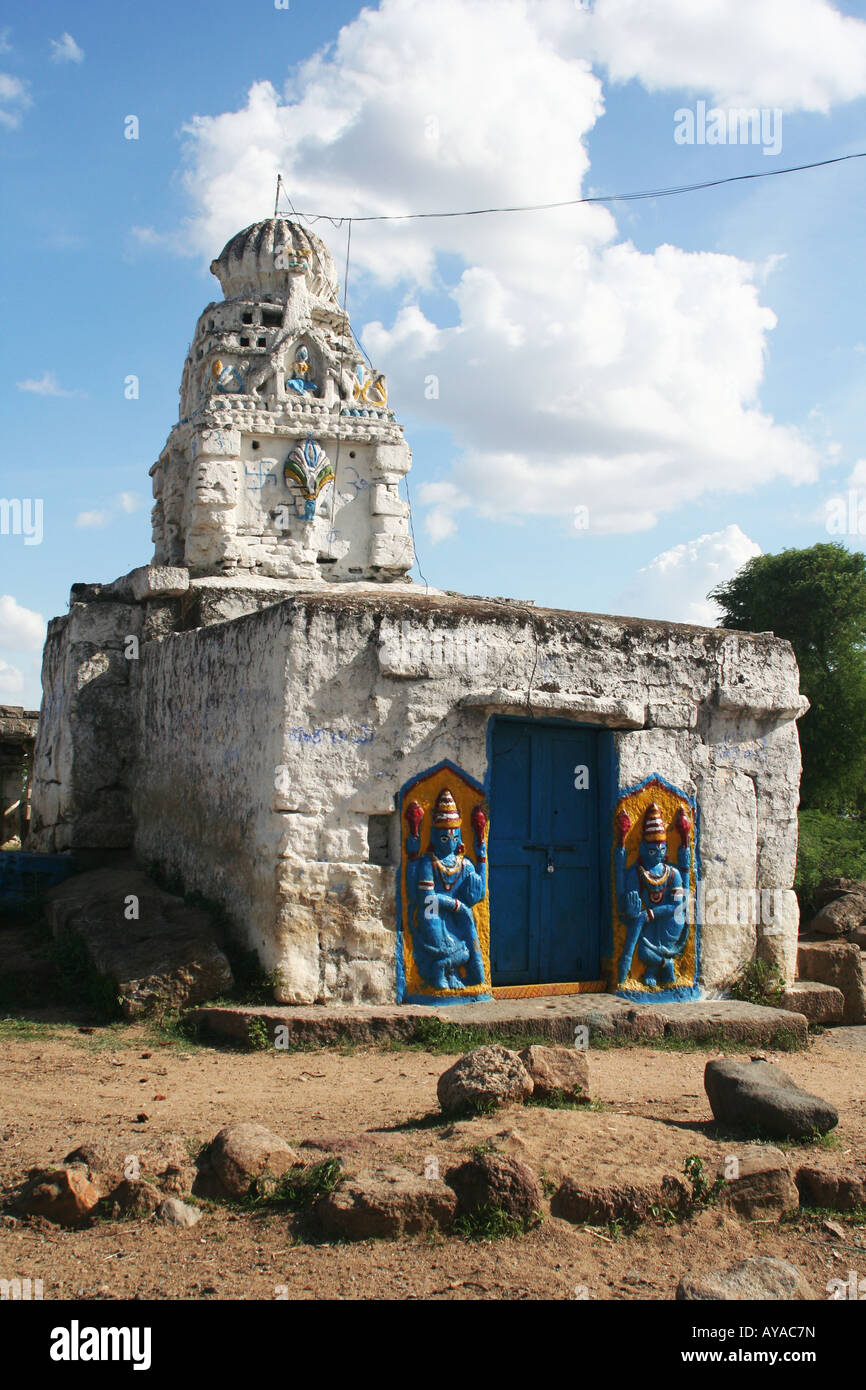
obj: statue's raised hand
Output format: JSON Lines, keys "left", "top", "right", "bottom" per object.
{"left": 624, "top": 889, "right": 642, "bottom": 921}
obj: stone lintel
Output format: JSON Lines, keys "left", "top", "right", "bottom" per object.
{"left": 460, "top": 689, "right": 646, "bottom": 729}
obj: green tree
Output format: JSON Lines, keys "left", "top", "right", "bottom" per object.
{"left": 709, "top": 543, "right": 866, "bottom": 812}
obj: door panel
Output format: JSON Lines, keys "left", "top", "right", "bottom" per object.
{"left": 489, "top": 720, "right": 601, "bottom": 986}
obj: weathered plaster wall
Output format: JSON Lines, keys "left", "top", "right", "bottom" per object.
{"left": 124, "top": 589, "right": 805, "bottom": 1004}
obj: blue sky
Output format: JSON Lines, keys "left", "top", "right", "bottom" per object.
{"left": 2, "top": 0, "right": 865, "bottom": 707}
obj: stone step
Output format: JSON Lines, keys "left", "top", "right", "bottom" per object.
{"left": 781, "top": 980, "right": 845, "bottom": 1026}
{"left": 796, "top": 941, "right": 866, "bottom": 1025}
{"left": 185, "top": 994, "right": 809, "bottom": 1049}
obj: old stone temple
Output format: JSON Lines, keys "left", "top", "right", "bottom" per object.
{"left": 29, "top": 217, "right": 808, "bottom": 1008}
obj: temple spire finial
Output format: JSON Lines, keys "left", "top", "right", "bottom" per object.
{"left": 274, "top": 173, "right": 283, "bottom": 220}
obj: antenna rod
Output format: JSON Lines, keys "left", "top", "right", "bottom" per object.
{"left": 274, "top": 174, "right": 282, "bottom": 219}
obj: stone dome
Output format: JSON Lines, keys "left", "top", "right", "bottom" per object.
{"left": 209, "top": 218, "right": 340, "bottom": 306}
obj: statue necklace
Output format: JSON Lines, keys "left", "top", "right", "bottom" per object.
{"left": 638, "top": 861, "right": 672, "bottom": 906}
{"left": 431, "top": 853, "right": 463, "bottom": 884}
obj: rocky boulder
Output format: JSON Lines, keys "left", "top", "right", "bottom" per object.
{"left": 796, "top": 941, "right": 866, "bottom": 1025}
{"left": 437, "top": 1045, "right": 534, "bottom": 1115}
{"left": 318, "top": 1166, "right": 457, "bottom": 1239}
{"left": 714, "top": 1147, "right": 799, "bottom": 1219}
{"left": 44, "top": 867, "right": 233, "bottom": 1018}
{"left": 155, "top": 1198, "right": 201, "bottom": 1228}
{"left": 552, "top": 1174, "right": 689, "bottom": 1225}
{"left": 194, "top": 1122, "right": 299, "bottom": 1200}
{"left": 518, "top": 1045, "right": 591, "bottom": 1103}
{"left": 17, "top": 1167, "right": 100, "bottom": 1226}
{"left": 677, "top": 1256, "right": 814, "bottom": 1300}
{"left": 778, "top": 981, "right": 844, "bottom": 1025}
{"left": 704, "top": 1058, "right": 838, "bottom": 1139}
{"left": 809, "top": 892, "right": 866, "bottom": 939}
{"left": 104, "top": 1178, "right": 163, "bottom": 1218}
{"left": 795, "top": 1162, "right": 866, "bottom": 1212}
{"left": 445, "top": 1153, "right": 542, "bottom": 1224}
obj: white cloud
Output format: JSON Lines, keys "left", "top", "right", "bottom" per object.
{"left": 848, "top": 459, "right": 866, "bottom": 487}
{"left": 0, "top": 72, "right": 30, "bottom": 129}
{"left": 416, "top": 481, "right": 472, "bottom": 543}
{"left": 0, "top": 29, "right": 12, "bottom": 55}
{"left": 166, "top": 0, "right": 831, "bottom": 543}
{"left": 540, "top": 0, "right": 866, "bottom": 112}
{"left": 75, "top": 493, "right": 146, "bottom": 529}
{"left": 16, "top": 370, "right": 80, "bottom": 397}
{"left": 616, "top": 524, "right": 762, "bottom": 626}
{"left": 49, "top": 33, "right": 84, "bottom": 64}
{"left": 117, "top": 492, "right": 145, "bottom": 514}
{"left": 0, "top": 660, "right": 24, "bottom": 698}
{"left": 0, "top": 595, "right": 45, "bottom": 651}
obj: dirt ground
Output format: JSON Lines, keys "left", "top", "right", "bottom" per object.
{"left": 1, "top": 1019, "right": 864, "bottom": 1301}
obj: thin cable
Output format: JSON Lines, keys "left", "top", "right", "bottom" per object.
{"left": 284, "top": 151, "right": 865, "bottom": 224}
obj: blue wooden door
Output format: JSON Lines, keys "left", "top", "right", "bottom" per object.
{"left": 488, "top": 720, "right": 601, "bottom": 985}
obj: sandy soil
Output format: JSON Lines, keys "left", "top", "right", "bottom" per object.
{"left": 0, "top": 1021, "right": 864, "bottom": 1301}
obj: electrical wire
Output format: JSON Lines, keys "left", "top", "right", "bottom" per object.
{"left": 277, "top": 151, "right": 864, "bottom": 225}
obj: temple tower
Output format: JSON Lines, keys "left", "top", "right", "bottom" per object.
{"left": 150, "top": 218, "right": 414, "bottom": 583}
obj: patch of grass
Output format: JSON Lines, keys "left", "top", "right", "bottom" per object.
{"left": 453, "top": 1203, "right": 540, "bottom": 1241}
{"left": 401, "top": 1017, "right": 554, "bottom": 1055}
{"left": 683, "top": 1154, "right": 724, "bottom": 1210}
{"left": 242, "top": 1159, "right": 343, "bottom": 1213}
{"left": 795, "top": 1203, "right": 866, "bottom": 1226}
{"left": 247, "top": 1017, "right": 271, "bottom": 1052}
{"left": 525, "top": 1088, "right": 588, "bottom": 1110}
{"left": 729, "top": 958, "right": 786, "bottom": 1008}
{"left": 0, "top": 1015, "right": 62, "bottom": 1042}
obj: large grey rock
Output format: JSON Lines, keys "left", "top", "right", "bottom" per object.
{"left": 714, "top": 1147, "right": 799, "bottom": 1218}
{"left": 704, "top": 1058, "right": 838, "bottom": 1139}
{"left": 517, "top": 1045, "right": 591, "bottom": 1103}
{"left": 44, "top": 867, "right": 233, "bottom": 1017}
{"left": 318, "top": 1166, "right": 457, "bottom": 1239}
{"left": 677, "top": 1256, "right": 814, "bottom": 1301}
{"left": 796, "top": 941, "right": 866, "bottom": 1024}
{"left": 437, "top": 1045, "right": 534, "bottom": 1115}
{"left": 194, "top": 1122, "right": 299, "bottom": 1201}
{"left": 445, "top": 1153, "right": 542, "bottom": 1223}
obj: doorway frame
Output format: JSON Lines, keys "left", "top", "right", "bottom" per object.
{"left": 484, "top": 714, "right": 618, "bottom": 998}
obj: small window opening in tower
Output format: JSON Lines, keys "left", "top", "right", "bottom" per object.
{"left": 261, "top": 307, "right": 283, "bottom": 328}
{"left": 242, "top": 311, "right": 254, "bottom": 325}
{"left": 257, "top": 337, "right": 266, "bottom": 347}
{"left": 240, "top": 337, "right": 250, "bottom": 347}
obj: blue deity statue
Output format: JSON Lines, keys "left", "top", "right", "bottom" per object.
{"left": 615, "top": 801, "right": 691, "bottom": 988}
{"left": 286, "top": 345, "right": 318, "bottom": 395}
{"left": 404, "top": 788, "right": 487, "bottom": 992}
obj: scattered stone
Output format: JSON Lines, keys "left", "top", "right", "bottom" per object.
{"left": 823, "top": 1219, "right": 846, "bottom": 1239}
{"left": 778, "top": 982, "right": 844, "bottom": 1026}
{"left": 158, "top": 1164, "right": 193, "bottom": 1197}
{"left": 810, "top": 896, "right": 866, "bottom": 938}
{"left": 437, "top": 1046, "right": 533, "bottom": 1115}
{"left": 795, "top": 1162, "right": 866, "bottom": 1212}
{"left": 104, "top": 1179, "right": 162, "bottom": 1218}
{"left": 155, "top": 1198, "right": 201, "bottom": 1228}
{"left": 796, "top": 942, "right": 866, "bottom": 1025}
{"left": 62, "top": 1143, "right": 108, "bottom": 1174}
{"left": 704, "top": 1058, "right": 839, "bottom": 1139}
{"left": 17, "top": 1167, "right": 100, "bottom": 1226}
{"left": 812, "top": 877, "right": 866, "bottom": 912}
{"left": 317, "top": 1166, "right": 457, "bottom": 1240}
{"left": 43, "top": 867, "right": 233, "bottom": 1018}
{"left": 517, "top": 1045, "right": 591, "bottom": 1103}
{"left": 714, "top": 1147, "right": 799, "bottom": 1219}
{"left": 676, "top": 1256, "right": 814, "bottom": 1301}
{"left": 445, "top": 1153, "right": 542, "bottom": 1224}
{"left": 194, "top": 1122, "right": 299, "bottom": 1200}
{"left": 551, "top": 1174, "right": 689, "bottom": 1225}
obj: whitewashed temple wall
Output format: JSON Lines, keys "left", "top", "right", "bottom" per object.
{"left": 116, "top": 592, "right": 806, "bottom": 1004}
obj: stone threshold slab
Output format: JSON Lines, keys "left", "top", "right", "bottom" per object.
{"left": 185, "top": 994, "right": 808, "bottom": 1048}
